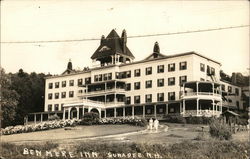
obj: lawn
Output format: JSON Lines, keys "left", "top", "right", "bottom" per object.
{"left": 1, "top": 124, "right": 144, "bottom": 144}
{"left": 1, "top": 122, "right": 249, "bottom": 159}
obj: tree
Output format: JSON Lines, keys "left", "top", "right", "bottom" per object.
{"left": 10, "top": 69, "right": 46, "bottom": 125}
{"left": 0, "top": 68, "right": 19, "bottom": 128}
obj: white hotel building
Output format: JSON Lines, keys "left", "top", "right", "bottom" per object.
{"left": 30, "top": 29, "right": 243, "bottom": 122}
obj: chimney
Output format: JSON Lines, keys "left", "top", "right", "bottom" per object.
{"left": 153, "top": 41, "right": 160, "bottom": 53}
{"left": 121, "top": 29, "right": 127, "bottom": 53}
{"left": 101, "top": 35, "right": 105, "bottom": 45}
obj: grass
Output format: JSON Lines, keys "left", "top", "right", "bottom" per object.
{"left": 1, "top": 124, "right": 144, "bottom": 143}
{"left": 1, "top": 140, "right": 249, "bottom": 159}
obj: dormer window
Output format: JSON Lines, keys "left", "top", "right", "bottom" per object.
{"left": 98, "top": 46, "right": 111, "bottom": 52}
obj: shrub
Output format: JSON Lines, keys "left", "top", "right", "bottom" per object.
{"left": 80, "top": 112, "right": 99, "bottom": 125}
{"left": 185, "top": 116, "right": 213, "bottom": 124}
{"left": 209, "top": 119, "right": 232, "bottom": 140}
{"left": 164, "top": 114, "right": 186, "bottom": 124}
{"left": 48, "top": 114, "right": 60, "bottom": 121}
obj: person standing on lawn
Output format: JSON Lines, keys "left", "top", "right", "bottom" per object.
{"left": 154, "top": 119, "right": 159, "bottom": 131}
{"left": 149, "top": 118, "right": 153, "bottom": 130}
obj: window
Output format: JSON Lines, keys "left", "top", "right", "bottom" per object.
{"left": 228, "top": 86, "right": 232, "bottom": 93}
{"left": 54, "top": 104, "right": 59, "bottom": 111}
{"left": 157, "top": 93, "right": 164, "bottom": 102}
{"left": 157, "top": 79, "right": 164, "bottom": 87}
{"left": 49, "top": 83, "right": 53, "bottom": 89}
{"left": 168, "top": 63, "right": 175, "bottom": 72}
{"left": 134, "top": 69, "right": 141, "bottom": 77}
{"left": 55, "top": 93, "right": 59, "bottom": 99}
{"left": 221, "top": 84, "right": 225, "bottom": 91}
{"left": 48, "top": 93, "right": 53, "bottom": 100}
{"left": 146, "top": 67, "right": 152, "bottom": 75}
{"left": 157, "top": 65, "right": 164, "bottom": 73}
{"left": 180, "top": 61, "right": 187, "bottom": 70}
{"left": 78, "top": 79, "right": 83, "bottom": 86}
{"left": 211, "top": 67, "right": 215, "bottom": 75}
{"left": 200, "top": 63, "right": 205, "bottom": 72}
{"left": 179, "top": 76, "right": 187, "bottom": 86}
{"left": 55, "top": 82, "right": 59, "bottom": 88}
{"left": 126, "top": 71, "right": 131, "bottom": 78}
{"left": 62, "top": 81, "right": 66, "bottom": 87}
{"left": 145, "top": 80, "right": 152, "bottom": 88}
{"left": 103, "top": 74, "right": 108, "bottom": 81}
{"left": 48, "top": 104, "right": 52, "bottom": 112}
{"left": 126, "top": 97, "right": 131, "bottom": 104}
{"left": 126, "top": 83, "right": 131, "bottom": 91}
{"left": 98, "top": 74, "right": 103, "bottom": 81}
{"left": 61, "top": 104, "right": 64, "bottom": 111}
{"left": 61, "top": 92, "right": 66, "bottom": 98}
{"left": 94, "top": 75, "right": 98, "bottom": 82}
{"left": 235, "top": 88, "right": 239, "bottom": 96}
{"left": 85, "top": 77, "right": 91, "bottom": 84}
{"left": 116, "top": 72, "right": 120, "bottom": 79}
{"left": 168, "top": 77, "right": 175, "bottom": 86}
{"left": 168, "top": 92, "right": 175, "bottom": 100}
{"left": 145, "top": 94, "right": 152, "bottom": 103}
{"left": 134, "top": 82, "right": 140, "bottom": 90}
{"left": 134, "top": 96, "right": 140, "bottom": 104}
{"left": 69, "top": 80, "right": 74, "bottom": 86}
{"left": 108, "top": 73, "right": 112, "bottom": 80}
{"left": 69, "top": 91, "right": 74, "bottom": 98}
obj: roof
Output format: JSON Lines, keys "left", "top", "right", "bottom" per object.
{"left": 120, "top": 51, "right": 221, "bottom": 67}
{"left": 91, "top": 29, "right": 135, "bottom": 59}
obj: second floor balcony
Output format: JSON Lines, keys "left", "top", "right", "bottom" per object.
{"left": 78, "top": 80, "right": 126, "bottom": 97}
{"left": 181, "top": 81, "right": 222, "bottom": 101}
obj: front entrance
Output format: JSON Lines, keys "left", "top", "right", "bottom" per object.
{"left": 70, "top": 107, "right": 77, "bottom": 119}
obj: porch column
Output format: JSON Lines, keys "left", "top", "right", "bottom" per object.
{"left": 88, "top": 107, "right": 91, "bottom": 113}
{"left": 123, "top": 107, "right": 125, "bottom": 118}
{"left": 68, "top": 107, "right": 71, "bottom": 119}
{"left": 183, "top": 100, "right": 186, "bottom": 115}
{"left": 212, "top": 83, "right": 214, "bottom": 96}
{"left": 166, "top": 104, "right": 168, "bottom": 115}
{"left": 196, "top": 99, "right": 199, "bottom": 116}
{"left": 99, "top": 109, "right": 101, "bottom": 118}
{"left": 76, "top": 107, "right": 80, "bottom": 119}
{"left": 82, "top": 106, "right": 85, "bottom": 117}
{"left": 41, "top": 114, "right": 43, "bottom": 122}
{"left": 154, "top": 104, "right": 157, "bottom": 118}
{"left": 34, "top": 114, "right": 37, "bottom": 124}
{"left": 63, "top": 108, "right": 66, "bottom": 120}
{"left": 114, "top": 108, "right": 117, "bottom": 118}
{"left": 132, "top": 106, "right": 134, "bottom": 119}
{"left": 143, "top": 105, "right": 145, "bottom": 118}
{"left": 196, "top": 82, "right": 199, "bottom": 95}
{"left": 212, "top": 100, "right": 215, "bottom": 116}
{"left": 180, "top": 103, "right": 182, "bottom": 114}
{"left": 104, "top": 109, "right": 107, "bottom": 118}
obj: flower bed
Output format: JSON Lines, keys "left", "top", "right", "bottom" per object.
{"left": 1, "top": 119, "right": 81, "bottom": 135}
{"left": 98, "top": 117, "right": 147, "bottom": 127}
{"left": 1, "top": 117, "right": 147, "bottom": 135}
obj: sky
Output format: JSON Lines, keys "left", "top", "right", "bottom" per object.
{"left": 1, "top": 0, "right": 249, "bottom": 76}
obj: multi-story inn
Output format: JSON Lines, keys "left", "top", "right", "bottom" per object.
{"left": 29, "top": 29, "right": 244, "bottom": 122}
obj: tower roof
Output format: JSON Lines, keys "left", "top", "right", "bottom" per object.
{"left": 91, "top": 29, "right": 135, "bottom": 60}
